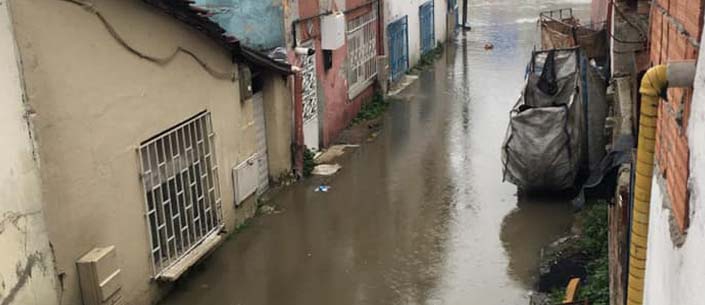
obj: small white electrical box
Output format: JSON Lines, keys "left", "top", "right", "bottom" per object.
{"left": 76, "top": 246, "right": 123, "bottom": 305}
{"left": 233, "top": 155, "right": 258, "bottom": 205}
{"left": 321, "top": 12, "right": 346, "bottom": 50}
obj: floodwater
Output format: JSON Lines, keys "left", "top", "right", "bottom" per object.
{"left": 161, "top": 1, "right": 590, "bottom": 304}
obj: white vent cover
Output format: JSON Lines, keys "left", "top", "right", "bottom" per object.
{"left": 321, "top": 12, "right": 345, "bottom": 50}
{"left": 76, "top": 246, "right": 123, "bottom": 305}
{"left": 233, "top": 155, "right": 258, "bottom": 205}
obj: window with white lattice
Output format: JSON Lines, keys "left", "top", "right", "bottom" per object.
{"left": 347, "top": 9, "right": 378, "bottom": 98}
{"left": 138, "top": 111, "right": 223, "bottom": 276}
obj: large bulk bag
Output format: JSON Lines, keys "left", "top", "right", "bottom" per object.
{"left": 502, "top": 49, "right": 586, "bottom": 191}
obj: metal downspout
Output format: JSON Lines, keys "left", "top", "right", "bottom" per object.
{"left": 627, "top": 62, "right": 695, "bottom": 305}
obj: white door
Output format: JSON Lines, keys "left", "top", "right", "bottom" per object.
{"left": 301, "top": 42, "right": 320, "bottom": 151}
{"left": 252, "top": 92, "right": 269, "bottom": 195}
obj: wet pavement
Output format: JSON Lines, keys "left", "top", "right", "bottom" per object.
{"left": 161, "top": 1, "right": 590, "bottom": 304}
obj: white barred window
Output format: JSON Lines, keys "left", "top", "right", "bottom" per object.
{"left": 138, "top": 111, "right": 223, "bottom": 276}
{"left": 346, "top": 9, "right": 378, "bottom": 98}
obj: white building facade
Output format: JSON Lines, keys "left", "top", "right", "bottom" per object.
{"left": 383, "top": 0, "right": 455, "bottom": 82}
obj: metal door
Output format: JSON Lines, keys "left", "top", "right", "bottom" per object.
{"left": 388, "top": 16, "right": 409, "bottom": 82}
{"left": 252, "top": 92, "right": 269, "bottom": 195}
{"left": 301, "top": 41, "right": 320, "bottom": 151}
{"left": 420, "top": 1, "right": 435, "bottom": 54}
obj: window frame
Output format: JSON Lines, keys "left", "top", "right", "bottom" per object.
{"left": 346, "top": 9, "right": 378, "bottom": 99}
{"left": 138, "top": 111, "right": 224, "bottom": 277}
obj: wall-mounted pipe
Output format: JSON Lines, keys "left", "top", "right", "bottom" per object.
{"left": 627, "top": 61, "right": 695, "bottom": 305}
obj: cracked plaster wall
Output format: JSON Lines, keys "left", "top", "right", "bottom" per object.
{"left": 0, "top": 1, "right": 59, "bottom": 304}
{"left": 8, "top": 0, "right": 258, "bottom": 304}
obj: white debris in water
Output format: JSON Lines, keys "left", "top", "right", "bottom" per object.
{"left": 312, "top": 164, "right": 341, "bottom": 176}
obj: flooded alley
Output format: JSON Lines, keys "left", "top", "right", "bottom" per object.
{"left": 161, "top": 1, "right": 591, "bottom": 304}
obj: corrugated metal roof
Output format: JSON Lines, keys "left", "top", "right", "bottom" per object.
{"left": 143, "top": 0, "right": 292, "bottom": 75}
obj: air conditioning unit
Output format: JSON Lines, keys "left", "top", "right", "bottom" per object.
{"left": 321, "top": 12, "right": 345, "bottom": 50}
{"left": 76, "top": 246, "right": 123, "bottom": 305}
{"left": 233, "top": 155, "right": 258, "bottom": 205}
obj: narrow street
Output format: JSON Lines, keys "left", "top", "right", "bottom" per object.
{"left": 161, "top": 1, "right": 590, "bottom": 304}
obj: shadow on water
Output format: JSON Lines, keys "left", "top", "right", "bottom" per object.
{"left": 500, "top": 194, "right": 576, "bottom": 289}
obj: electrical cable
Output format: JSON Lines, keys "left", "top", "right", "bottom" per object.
{"left": 59, "top": 0, "right": 235, "bottom": 80}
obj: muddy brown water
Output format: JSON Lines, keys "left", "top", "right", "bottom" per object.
{"left": 161, "top": 1, "right": 590, "bottom": 304}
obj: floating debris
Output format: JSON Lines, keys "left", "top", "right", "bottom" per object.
{"left": 257, "top": 204, "right": 279, "bottom": 215}
{"left": 315, "top": 145, "right": 359, "bottom": 164}
{"left": 314, "top": 185, "right": 331, "bottom": 192}
{"left": 312, "top": 164, "right": 342, "bottom": 176}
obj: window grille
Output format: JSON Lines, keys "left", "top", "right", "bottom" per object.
{"left": 347, "top": 9, "right": 378, "bottom": 98}
{"left": 138, "top": 112, "right": 223, "bottom": 276}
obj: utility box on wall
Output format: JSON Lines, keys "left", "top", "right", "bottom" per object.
{"left": 233, "top": 155, "right": 259, "bottom": 205}
{"left": 321, "top": 12, "right": 345, "bottom": 50}
{"left": 77, "top": 246, "right": 123, "bottom": 305}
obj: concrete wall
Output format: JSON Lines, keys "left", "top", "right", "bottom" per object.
{"left": 262, "top": 72, "right": 293, "bottom": 179}
{"left": 608, "top": 76, "right": 634, "bottom": 305}
{"left": 434, "top": 0, "right": 450, "bottom": 45}
{"left": 642, "top": 5, "right": 705, "bottom": 305}
{"left": 0, "top": 2, "right": 59, "bottom": 304}
{"left": 9, "top": 0, "right": 261, "bottom": 304}
{"left": 194, "top": 0, "right": 286, "bottom": 50}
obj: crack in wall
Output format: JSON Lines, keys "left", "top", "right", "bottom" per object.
{"left": 0, "top": 252, "right": 46, "bottom": 305}
{"left": 0, "top": 211, "right": 40, "bottom": 235}
{"left": 58, "top": 0, "right": 236, "bottom": 80}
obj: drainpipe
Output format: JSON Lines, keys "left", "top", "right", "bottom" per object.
{"left": 627, "top": 61, "right": 695, "bottom": 305}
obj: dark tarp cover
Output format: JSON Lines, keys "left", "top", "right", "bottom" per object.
{"left": 502, "top": 49, "right": 585, "bottom": 191}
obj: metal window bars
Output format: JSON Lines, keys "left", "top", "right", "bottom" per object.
{"left": 539, "top": 8, "right": 575, "bottom": 23}
{"left": 347, "top": 8, "right": 378, "bottom": 97}
{"left": 138, "top": 111, "right": 223, "bottom": 276}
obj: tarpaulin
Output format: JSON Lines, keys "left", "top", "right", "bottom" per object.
{"left": 540, "top": 17, "right": 608, "bottom": 60}
{"left": 502, "top": 49, "right": 585, "bottom": 191}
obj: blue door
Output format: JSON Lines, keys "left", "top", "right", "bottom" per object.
{"left": 419, "top": 1, "right": 435, "bottom": 54}
{"left": 388, "top": 16, "right": 409, "bottom": 82}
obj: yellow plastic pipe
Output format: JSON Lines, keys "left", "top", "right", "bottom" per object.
{"left": 627, "top": 62, "right": 694, "bottom": 305}
{"left": 626, "top": 64, "right": 666, "bottom": 305}
{"left": 563, "top": 278, "right": 581, "bottom": 303}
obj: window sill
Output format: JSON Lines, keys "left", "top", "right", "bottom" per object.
{"left": 348, "top": 75, "right": 377, "bottom": 100}
{"left": 155, "top": 227, "right": 224, "bottom": 282}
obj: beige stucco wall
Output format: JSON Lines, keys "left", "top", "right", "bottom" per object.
{"left": 262, "top": 72, "right": 293, "bottom": 180}
{"left": 9, "top": 0, "right": 260, "bottom": 304}
{"left": 0, "top": 2, "right": 59, "bottom": 304}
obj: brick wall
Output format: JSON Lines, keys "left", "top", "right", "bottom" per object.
{"left": 648, "top": 0, "right": 703, "bottom": 231}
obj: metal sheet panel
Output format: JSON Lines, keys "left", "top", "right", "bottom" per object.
{"left": 388, "top": 16, "right": 409, "bottom": 82}
{"left": 251, "top": 93, "right": 269, "bottom": 195}
{"left": 420, "top": 1, "right": 435, "bottom": 54}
